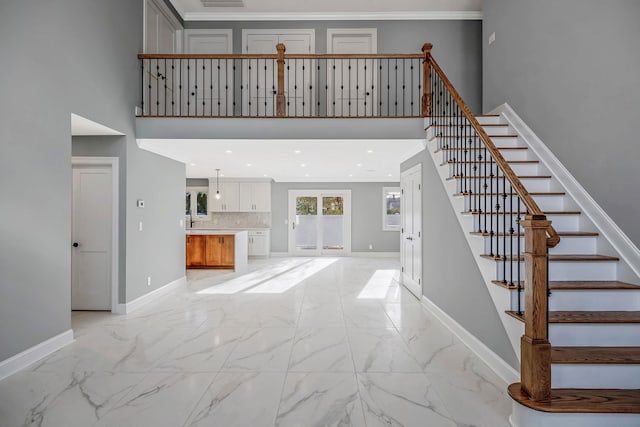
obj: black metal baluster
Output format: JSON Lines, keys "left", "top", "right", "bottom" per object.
{"left": 517, "top": 198, "right": 522, "bottom": 314}
{"left": 489, "top": 154, "right": 495, "bottom": 257}
{"left": 482, "top": 144, "right": 488, "bottom": 234}
{"left": 171, "top": 59, "right": 175, "bottom": 116}
{"left": 225, "top": 59, "right": 229, "bottom": 116}
{"left": 509, "top": 184, "right": 515, "bottom": 287}
{"left": 140, "top": 59, "right": 145, "bottom": 116}
{"left": 502, "top": 175, "right": 508, "bottom": 283}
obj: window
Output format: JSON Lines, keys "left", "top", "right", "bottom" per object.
{"left": 382, "top": 187, "right": 401, "bottom": 231}
{"left": 186, "top": 186, "right": 209, "bottom": 219}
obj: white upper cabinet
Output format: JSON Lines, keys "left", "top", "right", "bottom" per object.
{"left": 209, "top": 181, "right": 240, "bottom": 212}
{"left": 209, "top": 180, "right": 271, "bottom": 212}
{"left": 239, "top": 182, "right": 271, "bottom": 212}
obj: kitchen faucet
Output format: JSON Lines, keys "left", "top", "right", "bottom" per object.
{"left": 189, "top": 212, "right": 194, "bottom": 228}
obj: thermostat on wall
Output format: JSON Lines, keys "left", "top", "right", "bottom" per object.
{"left": 137, "top": 199, "right": 145, "bottom": 208}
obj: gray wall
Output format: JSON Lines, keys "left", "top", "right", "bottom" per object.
{"left": 483, "top": 0, "right": 640, "bottom": 248}
{"left": 185, "top": 20, "right": 482, "bottom": 112}
{"left": 401, "top": 151, "right": 519, "bottom": 369}
{"left": 0, "top": 0, "right": 184, "bottom": 362}
{"left": 271, "top": 182, "right": 400, "bottom": 253}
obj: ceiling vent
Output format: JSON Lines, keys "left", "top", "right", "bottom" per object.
{"left": 200, "top": 0, "right": 245, "bottom": 6}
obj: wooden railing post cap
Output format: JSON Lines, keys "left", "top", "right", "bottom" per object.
{"left": 276, "top": 43, "right": 286, "bottom": 53}
{"left": 422, "top": 43, "right": 433, "bottom": 54}
{"left": 520, "top": 215, "right": 551, "bottom": 228}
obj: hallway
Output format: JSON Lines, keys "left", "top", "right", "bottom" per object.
{"left": 0, "top": 257, "right": 511, "bottom": 426}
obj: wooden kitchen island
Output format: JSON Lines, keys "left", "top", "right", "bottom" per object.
{"left": 185, "top": 230, "right": 248, "bottom": 273}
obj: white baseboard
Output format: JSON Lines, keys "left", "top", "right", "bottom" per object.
{"left": 420, "top": 296, "right": 519, "bottom": 385}
{"left": 351, "top": 252, "right": 400, "bottom": 258}
{"left": 269, "top": 252, "right": 289, "bottom": 257}
{"left": 0, "top": 329, "right": 74, "bottom": 381}
{"left": 492, "top": 103, "right": 640, "bottom": 282}
{"left": 116, "top": 276, "right": 186, "bottom": 315}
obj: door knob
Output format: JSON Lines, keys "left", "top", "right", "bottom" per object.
{"left": 72, "top": 242, "right": 79, "bottom": 247}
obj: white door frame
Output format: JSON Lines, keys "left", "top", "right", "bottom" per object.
{"left": 288, "top": 189, "right": 351, "bottom": 256}
{"left": 71, "top": 156, "right": 119, "bottom": 313}
{"left": 400, "top": 163, "right": 422, "bottom": 298}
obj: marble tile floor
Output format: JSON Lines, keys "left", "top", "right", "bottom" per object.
{"left": 0, "top": 257, "right": 512, "bottom": 427}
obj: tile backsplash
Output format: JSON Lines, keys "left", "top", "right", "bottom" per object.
{"left": 190, "top": 212, "right": 271, "bottom": 229}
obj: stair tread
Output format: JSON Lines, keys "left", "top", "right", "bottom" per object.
{"left": 431, "top": 123, "right": 509, "bottom": 127}
{"left": 508, "top": 383, "right": 640, "bottom": 414}
{"left": 483, "top": 254, "right": 619, "bottom": 262}
{"left": 492, "top": 280, "right": 638, "bottom": 290}
{"left": 447, "top": 175, "right": 550, "bottom": 180}
{"left": 435, "top": 147, "right": 528, "bottom": 152}
{"left": 473, "top": 231, "right": 597, "bottom": 237}
{"left": 506, "top": 310, "right": 640, "bottom": 323}
{"left": 463, "top": 211, "right": 581, "bottom": 215}
{"left": 435, "top": 134, "right": 518, "bottom": 139}
{"left": 552, "top": 347, "right": 640, "bottom": 364}
{"left": 446, "top": 160, "right": 539, "bottom": 164}
{"left": 457, "top": 191, "right": 566, "bottom": 197}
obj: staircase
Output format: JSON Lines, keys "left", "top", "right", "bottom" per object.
{"left": 426, "top": 114, "right": 640, "bottom": 423}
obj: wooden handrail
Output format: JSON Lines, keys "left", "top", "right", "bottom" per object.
{"left": 428, "top": 55, "right": 560, "bottom": 248}
{"left": 138, "top": 53, "right": 423, "bottom": 60}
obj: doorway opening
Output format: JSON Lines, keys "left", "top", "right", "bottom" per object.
{"left": 288, "top": 189, "right": 351, "bottom": 256}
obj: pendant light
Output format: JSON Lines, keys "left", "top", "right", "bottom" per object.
{"left": 214, "top": 168, "right": 221, "bottom": 199}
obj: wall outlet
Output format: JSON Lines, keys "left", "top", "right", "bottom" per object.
{"left": 147, "top": 276, "right": 151, "bottom": 287}
{"left": 368, "top": 244, "right": 373, "bottom": 250}
{"left": 489, "top": 32, "right": 496, "bottom": 45}
{"left": 179, "top": 219, "right": 184, "bottom": 227}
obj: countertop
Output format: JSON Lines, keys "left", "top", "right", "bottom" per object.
{"left": 185, "top": 228, "right": 270, "bottom": 235}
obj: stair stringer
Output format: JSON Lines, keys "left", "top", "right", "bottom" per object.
{"left": 424, "top": 131, "right": 525, "bottom": 362}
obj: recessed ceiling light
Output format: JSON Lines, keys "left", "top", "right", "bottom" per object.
{"left": 294, "top": 150, "right": 301, "bottom": 154}
{"left": 356, "top": 163, "right": 362, "bottom": 167}
{"left": 189, "top": 162, "right": 196, "bottom": 166}
{"left": 246, "top": 163, "right": 252, "bottom": 167}
{"left": 263, "top": 174, "right": 268, "bottom": 177}
{"left": 220, "top": 173, "right": 225, "bottom": 177}
{"left": 348, "top": 174, "right": 353, "bottom": 177}
{"left": 367, "top": 150, "right": 373, "bottom": 154}
{"left": 305, "top": 173, "right": 310, "bottom": 177}
{"left": 225, "top": 150, "right": 232, "bottom": 154}
{"left": 300, "top": 163, "right": 307, "bottom": 168}
{"left": 388, "top": 173, "right": 393, "bottom": 177}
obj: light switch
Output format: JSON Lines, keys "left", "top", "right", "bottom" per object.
{"left": 139, "top": 221, "right": 143, "bottom": 231}
{"left": 489, "top": 32, "right": 496, "bottom": 45}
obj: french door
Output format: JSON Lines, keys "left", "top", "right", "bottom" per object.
{"left": 288, "top": 190, "right": 351, "bottom": 256}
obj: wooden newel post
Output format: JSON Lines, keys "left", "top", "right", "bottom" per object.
{"left": 519, "top": 214, "right": 552, "bottom": 402}
{"left": 276, "top": 43, "right": 286, "bottom": 117}
{"left": 421, "top": 43, "right": 433, "bottom": 117}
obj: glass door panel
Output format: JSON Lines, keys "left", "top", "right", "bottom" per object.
{"left": 322, "top": 196, "right": 344, "bottom": 251}
{"left": 295, "top": 196, "right": 318, "bottom": 251}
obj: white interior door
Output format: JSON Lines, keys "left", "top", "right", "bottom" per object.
{"left": 244, "top": 30, "right": 314, "bottom": 116}
{"left": 401, "top": 164, "right": 422, "bottom": 298}
{"left": 328, "top": 29, "right": 377, "bottom": 116}
{"left": 288, "top": 190, "right": 351, "bottom": 256}
{"left": 72, "top": 165, "right": 113, "bottom": 310}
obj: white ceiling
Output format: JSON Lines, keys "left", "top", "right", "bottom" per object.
{"left": 169, "top": 0, "right": 482, "bottom": 20}
{"left": 139, "top": 138, "right": 424, "bottom": 182}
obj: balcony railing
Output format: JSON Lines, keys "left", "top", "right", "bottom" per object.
{"left": 138, "top": 44, "right": 431, "bottom": 118}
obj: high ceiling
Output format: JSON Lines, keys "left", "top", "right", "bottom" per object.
{"left": 168, "top": 0, "right": 482, "bottom": 20}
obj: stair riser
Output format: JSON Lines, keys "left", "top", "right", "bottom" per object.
{"left": 438, "top": 149, "right": 530, "bottom": 162}
{"left": 471, "top": 214, "right": 579, "bottom": 233}
{"left": 552, "top": 365, "right": 640, "bottom": 388}
{"left": 475, "top": 116, "right": 505, "bottom": 125}
{"left": 494, "top": 261, "right": 617, "bottom": 282}
{"left": 548, "top": 290, "right": 640, "bottom": 311}
{"left": 550, "top": 324, "right": 640, "bottom": 346}
{"left": 484, "top": 236, "right": 597, "bottom": 256}
{"left": 456, "top": 177, "right": 550, "bottom": 193}
{"left": 480, "top": 126, "right": 513, "bottom": 135}
{"left": 447, "top": 162, "right": 539, "bottom": 177}
{"left": 463, "top": 195, "right": 565, "bottom": 212}
{"left": 435, "top": 136, "right": 523, "bottom": 148}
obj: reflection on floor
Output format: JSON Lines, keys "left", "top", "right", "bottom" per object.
{"left": 0, "top": 257, "right": 511, "bottom": 427}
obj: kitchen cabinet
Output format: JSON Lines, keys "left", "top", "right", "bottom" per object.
{"left": 239, "top": 182, "right": 271, "bottom": 212}
{"left": 248, "top": 230, "right": 270, "bottom": 257}
{"left": 209, "top": 181, "right": 240, "bottom": 212}
{"left": 186, "top": 234, "right": 234, "bottom": 268}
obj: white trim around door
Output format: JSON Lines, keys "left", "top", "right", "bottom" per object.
{"left": 71, "top": 157, "right": 119, "bottom": 313}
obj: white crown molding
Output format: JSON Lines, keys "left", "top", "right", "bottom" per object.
{"left": 181, "top": 11, "right": 482, "bottom": 21}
